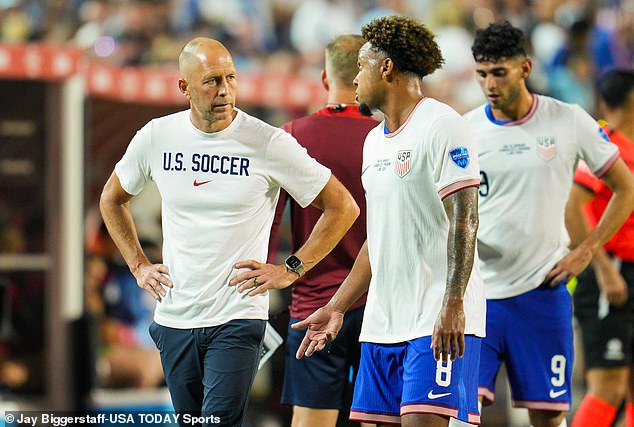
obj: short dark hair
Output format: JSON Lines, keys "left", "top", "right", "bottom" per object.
{"left": 361, "top": 15, "right": 444, "bottom": 78}
{"left": 599, "top": 69, "right": 634, "bottom": 108}
{"left": 471, "top": 21, "right": 527, "bottom": 62}
{"left": 325, "top": 34, "right": 366, "bottom": 88}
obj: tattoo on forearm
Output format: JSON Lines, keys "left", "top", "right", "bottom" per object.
{"left": 443, "top": 187, "right": 479, "bottom": 300}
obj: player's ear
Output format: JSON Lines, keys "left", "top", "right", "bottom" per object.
{"left": 178, "top": 79, "right": 189, "bottom": 97}
{"left": 382, "top": 57, "right": 394, "bottom": 79}
{"left": 521, "top": 58, "right": 532, "bottom": 79}
{"left": 321, "top": 69, "right": 330, "bottom": 92}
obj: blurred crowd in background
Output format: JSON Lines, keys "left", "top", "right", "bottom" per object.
{"left": 0, "top": 0, "right": 633, "bottom": 114}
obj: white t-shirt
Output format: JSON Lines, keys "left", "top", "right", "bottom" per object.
{"left": 464, "top": 95, "right": 619, "bottom": 299}
{"left": 115, "top": 109, "right": 331, "bottom": 328}
{"left": 359, "top": 98, "right": 486, "bottom": 343}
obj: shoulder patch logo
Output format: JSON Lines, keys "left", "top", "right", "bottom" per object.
{"left": 536, "top": 136, "right": 556, "bottom": 161}
{"left": 598, "top": 127, "right": 611, "bottom": 143}
{"left": 395, "top": 150, "right": 412, "bottom": 178}
{"left": 449, "top": 147, "right": 470, "bottom": 169}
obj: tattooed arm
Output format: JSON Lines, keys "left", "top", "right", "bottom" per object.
{"left": 431, "top": 186, "right": 479, "bottom": 362}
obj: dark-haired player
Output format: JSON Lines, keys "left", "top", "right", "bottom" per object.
{"left": 569, "top": 70, "right": 634, "bottom": 427}
{"left": 294, "top": 16, "right": 486, "bottom": 427}
{"left": 465, "top": 22, "right": 634, "bottom": 427}
{"left": 268, "top": 34, "right": 377, "bottom": 427}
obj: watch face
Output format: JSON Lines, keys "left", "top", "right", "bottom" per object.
{"left": 286, "top": 255, "right": 302, "bottom": 269}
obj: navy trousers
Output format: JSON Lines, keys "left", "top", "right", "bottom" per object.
{"left": 149, "top": 319, "right": 266, "bottom": 427}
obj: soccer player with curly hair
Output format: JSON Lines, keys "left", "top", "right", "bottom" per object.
{"left": 465, "top": 22, "right": 634, "bottom": 427}
{"left": 294, "top": 15, "right": 486, "bottom": 427}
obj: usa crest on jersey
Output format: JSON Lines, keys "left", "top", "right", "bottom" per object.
{"left": 536, "top": 136, "right": 556, "bottom": 161}
{"left": 395, "top": 150, "right": 412, "bottom": 178}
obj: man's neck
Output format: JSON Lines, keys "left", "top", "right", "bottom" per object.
{"left": 380, "top": 75, "right": 425, "bottom": 132}
{"left": 190, "top": 109, "right": 237, "bottom": 133}
{"left": 491, "top": 89, "right": 533, "bottom": 122}
{"left": 382, "top": 90, "right": 424, "bottom": 133}
{"left": 326, "top": 87, "right": 356, "bottom": 106}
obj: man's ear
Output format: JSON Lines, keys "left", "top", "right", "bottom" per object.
{"left": 178, "top": 79, "right": 189, "bottom": 96}
{"left": 321, "top": 69, "right": 330, "bottom": 92}
{"left": 521, "top": 58, "right": 532, "bottom": 79}
{"left": 382, "top": 57, "right": 395, "bottom": 80}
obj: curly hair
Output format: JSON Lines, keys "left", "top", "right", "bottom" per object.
{"left": 599, "top": 69, "right": 634, "bottom": 108}
{"left": 361, "top": 15, "right": 444, "bottom": 78}
{"left": 471, "top": 21, "right": 526, "bottom": 62}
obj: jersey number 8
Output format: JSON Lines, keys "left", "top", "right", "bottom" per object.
{"left": 435, "top": 359, "right": 453, "bottom": 387}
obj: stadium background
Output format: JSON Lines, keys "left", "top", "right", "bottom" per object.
{"left": 0, "top": 0, "right": 632, "bottom": 425}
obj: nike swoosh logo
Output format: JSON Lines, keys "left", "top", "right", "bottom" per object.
{"left": 549, "top": 389, "right": 567, "bottom": 398}
{"left": 361, "top": 166, "right": 371, "bottom": 176}
{"left": 193, "top": 179, "right": 212, "bottom": 187}
{"left": 427, "top": 391, "right": 452, "bottom": 400}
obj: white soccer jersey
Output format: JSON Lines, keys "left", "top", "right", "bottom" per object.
{"left": 464, "top": 95, "right": 619, "bottom": 299}
{"left": 359, "top": 98, "right": 486, "bottom": 343}
{"left": 115, "top": 109, "right": 331, "bottom": 329}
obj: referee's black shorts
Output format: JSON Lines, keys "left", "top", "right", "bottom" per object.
{"left": 574, "top": 258, "right": 634, "bottom": 369}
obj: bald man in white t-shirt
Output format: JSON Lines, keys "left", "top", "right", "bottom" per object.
{"left": 100, "top": 38, "right": 359, "bottom": 427}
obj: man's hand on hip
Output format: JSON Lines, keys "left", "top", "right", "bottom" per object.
{"left": 229, "top": 259, "right": 298, "bottom": 296}
{"left": 546, "top": 244, "right": 594, "bottom": 286}
{"left": 134, "top": 263, "right": 173, "bottom": 302}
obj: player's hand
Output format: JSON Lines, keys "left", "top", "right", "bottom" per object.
{"left": 595, "top": 262, "right": 628, "bottom": 306}
{"left": 431, "top": 298, "right": 465, "bottom": 362}
{"left": 133, "top": 263, "right": 173, "bottom": 302}
{"left": 229, "top": 259, "right": 298, "bottom": 296}
{"left": 291, "top": 305, "right": 344, "bottom": 359}
{"left": 546, "top": 245, "right": 594, "bottom": 286}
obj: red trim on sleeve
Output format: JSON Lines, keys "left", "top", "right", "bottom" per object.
{"left": 438, "top": 179, "right": 481, "bottom": 200}
{"left": 594, "top": 151, "right": 620, "bottom": 178}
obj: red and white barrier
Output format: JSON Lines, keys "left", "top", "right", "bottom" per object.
{"left": 0, "top": 44, "right": 324, "bottom": 108}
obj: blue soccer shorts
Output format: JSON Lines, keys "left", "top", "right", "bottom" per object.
{"left": 479, "top": 282, "right": 573, "bottom": 412}
{"left": 350, "top": 335, "right": 481, "bottom": 425}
